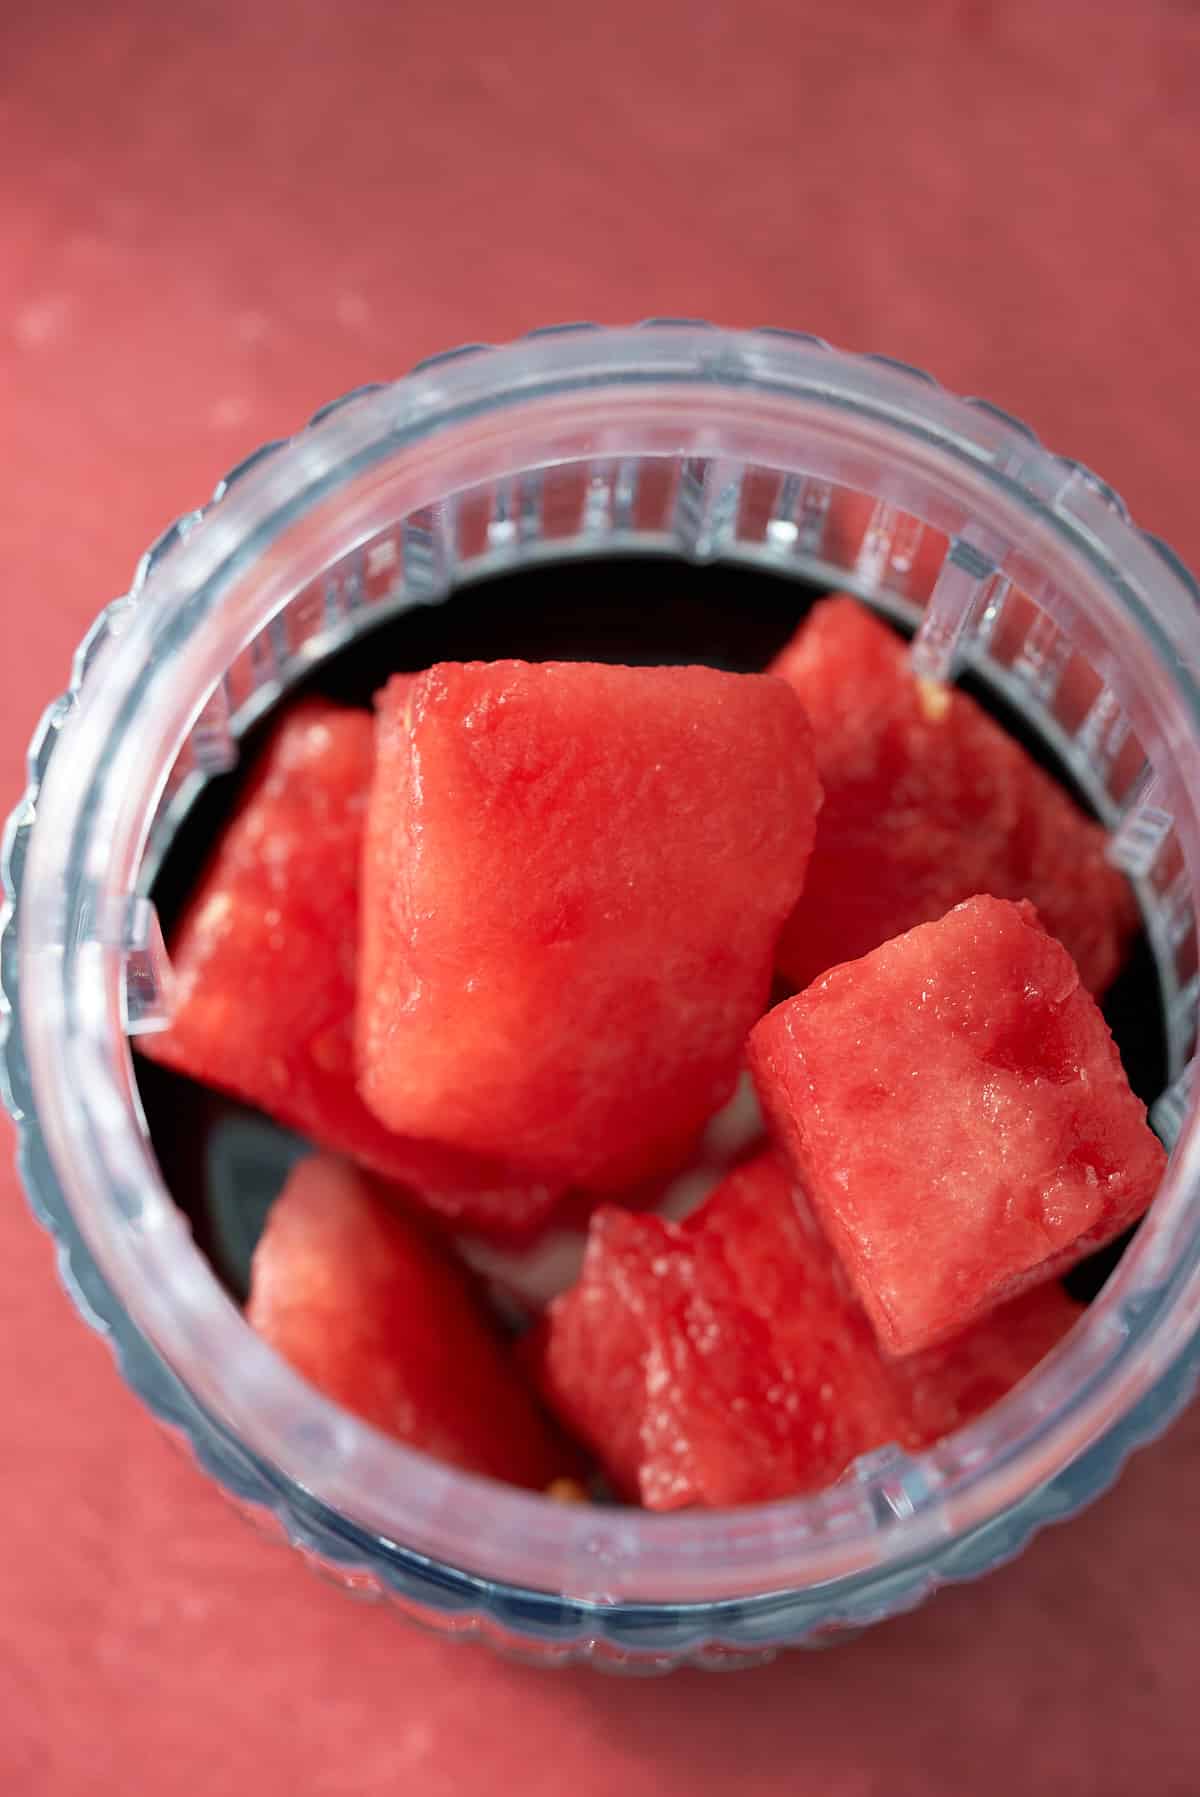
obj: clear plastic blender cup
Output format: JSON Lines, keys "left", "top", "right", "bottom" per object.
{"left": 5, "top": 323, "right": 1200, "bottom": 1672}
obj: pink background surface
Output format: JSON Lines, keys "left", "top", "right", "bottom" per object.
{"left": 3, "top": 2, "right": 1200, "bottom": 1789}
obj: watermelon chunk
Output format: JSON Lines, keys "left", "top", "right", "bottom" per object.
{"left": 142, "top": 699, "right": 564, "bottom": 1240}
{"left": 640, "top": 1158, "right": 907, "bottom": 1509}
{"left": 749, "top": 894, "right": 1165, "bottom": 1355}
{"left": 529, "top": 1211, "right": 660, "bottom": 1501}
{"left": 770, "top": 596, "right": 1137, "bottom": 994}
{"left": 247, "top": 1156, "right": 569, "bottom": 1487}
{"left": 892, "top": 1280, "right": 1084, "bottom": 1448}
{"left": 358, "top": 660, "right": 821, "bottom": 1190}
{"left": 536, "top": 1150, "right": 1080, "bottom": 1508}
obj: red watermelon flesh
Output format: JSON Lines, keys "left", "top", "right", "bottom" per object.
{"left": 536, "top": 1150, "right": 1080, "bottom": 1508}
{"left": 749, "top": 895, "right": 1165, "bottom": 1356}
{"left": 638, "top": 1155, "right": 907, "bottom": 1509}
{"left": 893, "top": 1280, "right": 1084, "bottom": 1449}
{"left": 534, "top": 1207, "right": 669, "bottom": 1501}
{"left": 358, "top": 660, "right": 821, "bottom": 1190}
{"left": 247, "top": 1156, "right": 569, "bottom": 1488}
{"left": 141, "top": 698, "right": 565, "bottom": 1240}
{"left": 770, "top": 596, "right": 1137, "bottom": 994}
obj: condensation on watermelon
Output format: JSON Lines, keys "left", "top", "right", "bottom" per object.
{"left": 358, "top": 660, "right": 821, "bottom": 1190}
{"left": 769, "top": 596, "right": 1137, "bottom": 994}
{"left": 141, "top": 699, "right": 565, "bottom": 1240}
{"left": 749, "top": 894, "right": 1165, "bottom": 1356}
{"left": 247, "top": 1157, "right": 570, "bottom": 1487}
{"left": 536, "top": 1150, "right": 1080, "bottom": 1508}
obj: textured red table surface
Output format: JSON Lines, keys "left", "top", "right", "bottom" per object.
{"left": 3, "top": 2, "right": 1200, "bottom": 1791}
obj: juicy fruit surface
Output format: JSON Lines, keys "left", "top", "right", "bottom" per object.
{"left": 642, "top": 1159, "right": 906, "bottom": 1509}
{"left": 537, "top": 1150, "right": 1081, "bottom": 1508}
{"left": 749, "top": 894, "right": 1165, "bottom": 1355}
{"left": 142, "top": 700, "right": 563, "bottom": 1239}
{"left": 770, "top": 596, "right": 1137, "bottom": 994}
{"left": 893, "top": 1280, "right": 1084, "bottom": 1448}
{"left": 148, "top": 626, "right": 1157, "bottom": 1510}
{"left": 247, "top": 1157, "right": 568, "bottom": 1488}
{"left": 359, "top": 660, "right": 821, "bottom": 1189}
{"left": 538, "top": 1157, "right": 898, "bottom": 1506}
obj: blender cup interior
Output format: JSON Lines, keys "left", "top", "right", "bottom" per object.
{"left": 9, "top": 328, "right": 1200, "bottom": 1649}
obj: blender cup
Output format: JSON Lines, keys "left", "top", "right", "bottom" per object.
{"left": 5, "top": 323, "right": 1200, "bottom": 1672}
